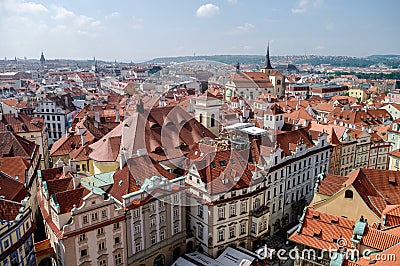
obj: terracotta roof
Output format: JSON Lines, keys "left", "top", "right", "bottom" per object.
{"left": 290, "top": 208, "right": 400, "bottom": 255}
{"left": 90, "top": 105, "right": 215, "bottom": 163}
{"left": 0, "top": 156, "right": 29, "bottom": 183}
{"left": 0, "top": 172, "right": 27, "bottom": 202}
{"left": 276, "top": 129, "right": 315, "bottom": 157}
{"left": 186, "top": 146, "right": 253, "bottom": 195}
{"left": 0, "top": 132, "right": 36, "bottom": 158}
{"left": 50, "top": 134, "right": 81, "bottom": 157}
{"left": 382, "top": 205, "right": 400, "bottom": 227}
{"left": 285, "top": 108, "right": 314, "bottom": 121}
{"left": 39, "top": 167, "right": 63, "bottom": 181}
{"left": 316, "top": 174, "right": 349, "bottom": 196}
{"left": 0, "top": 113, "right": 44, "bottom": 133}
{"left": 54, "top": 188, "right": 86, "bottom": 214}
{"left": 289, "top": 208, "right": 355, "bottom": 251}
{"left": 46, "top": 177, "right": 74, "bottom": 196}
{"left": 314, "top": 102, "right": 335, "bottom": 112}
{"left": 0, "top": 198, "right": 22, "bottom": 221}
{"left": 388, "top": 149, "right": 400, "bottom": 158}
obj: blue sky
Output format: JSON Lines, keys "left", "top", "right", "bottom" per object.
{"left": 0, "top": 0, "right": 399, "bottom": 61}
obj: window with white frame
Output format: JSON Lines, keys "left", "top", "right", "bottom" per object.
{"left": 218, "top": 229, "right": 224, "bottom": 242}
{"left": 160, "top": 231, "right": 165, "bottom": 241}
{"left": 240, "top": 223, "right": 246, "bottom": 235}
{"left": 198, "top": 225, "right": 204, "bottom": 240}
{"left": 134, "top": 224, "right": 141, "bottom": 234}
{"left": 218, "top": 207, "right": 225, "bottom": 219}
{"left": 229, "top": 227, "right": 235, "bottom": 238}
{"left": 135, "top": 242, "right": 141, "bottom": 253}
{"left": 230, "top": 204, "right": 236, "bottom": 217}
{"left": 240, "top": 202, "right": 247, "bottom": 214}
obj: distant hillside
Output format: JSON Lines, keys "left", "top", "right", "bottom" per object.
{"left": 145, "top": 55, "right": 265, "bottom": 65}
{"left": 146, "top": 54, "right": 400, "bottom": 68}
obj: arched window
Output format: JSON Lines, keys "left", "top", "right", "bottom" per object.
{"left": 199, "top": 113, "right": 203, "bottom": 124}
{"left": 345, "top": 190, "right": 353, "bottom": 199}
{"left": 211, "top": 114, "right": 215, "bottom": 127}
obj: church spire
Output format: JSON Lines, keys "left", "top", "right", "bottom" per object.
{"left": 40, "top": 52, "right": 45, "bottom": 64}
{"left": 264, "top": 41, "right": 273, "bottom": 69}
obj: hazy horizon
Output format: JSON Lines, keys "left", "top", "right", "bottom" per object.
{"left": 1, "top": 0, "right": 399, "bottom": 62}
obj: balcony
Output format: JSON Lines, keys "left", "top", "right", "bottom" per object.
{"left": 250, "top": 205, "right": 269, "bottom": 218}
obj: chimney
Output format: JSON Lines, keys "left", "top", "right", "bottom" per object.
{"left": 77, "top": 126, "right": 85, "bottom": 146}
{"left": 115, "top": 109, "right": 120, "bottom": 123}
{"left": 268, "top": 94, "right": 271, "bottom": 103}
{"left": 136, "top": 99, "right": 144, "bottom": 113}
{"left": 73, "top": 174, "right": 81, "bottom": 189}
{"left": 94, "top": 109, "right": 100, "bottom": 123}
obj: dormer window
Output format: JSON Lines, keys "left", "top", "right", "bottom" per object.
{"left": 345, "top": 190, "right": 353, "bottom": 199}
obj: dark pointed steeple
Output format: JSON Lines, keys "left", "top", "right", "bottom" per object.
{"left": 40, "top": 52, "right": 45, "bottom": 64}
{"left": 235, "top": 61, "right": 240, "bottom": 72}
{"left": 264, "top": 41, "right": 273, "bottom": 69}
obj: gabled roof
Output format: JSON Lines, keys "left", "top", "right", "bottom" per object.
{"left": 187, "top": 146, "right": 253, "bottom": 195}
{"left": 39, "top": 167, "right": 63, "bottom": 181}
{"left": 0, "top": 156, "right": 29, "bottom": 183}
{"left": 0, "top": 113, "right": 44, "bottom": 133}
{"left": 0, "top": 132, "right": 36, "bottom": 158}
{"left": 90, "top": 105, "right": 215, "bottom": 163}
{"left": 54, "top": 188, "right": 86, "bottom": 214}
{"left": 316, "top": 174, "right": 349, "bottom": 196}
{"left": 0, "top": 171, "right": 27, "bottom": 202}
{"left": 276, "top": 129, "right": 315, "bottom": 157}
{"left": 0, "top": 198, "right": 23, "bottom": 221}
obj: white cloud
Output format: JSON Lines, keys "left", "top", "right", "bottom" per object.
{"left": 2, "top": 0, "right": 48, "bottom": 14}
{"left": 52, "top": 6, "right": 75, "bottom": 20}
{"left": 291, "top": 0, "right": 323, "bottom": 14}
{"left": 105, "top": 12, "right": 120, "bottom": 20}
{"left": 196, "top": 4, "right": 220, "bottom": 17}
{"left": 227, "top": 0, "right": 237, "bottom": 4}
{"left": 132, "top": 16, "right": 144, "bottom": 29}
{"left": 315, "top": 45, "right": 325, "bottom": 50}
{"left": 236, "top": 23, "right": 255, "bottom": 32}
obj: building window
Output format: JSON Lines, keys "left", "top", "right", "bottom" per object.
{"left": 160, "top": 215, "right": 165, "bottom": 223}
{"left": 114, "top": 222, "right": 120, "bottom": 230}
{"left": 97, "top": 228, "right": 104, "bottom": 235}
{"left": 160, "top": 231, "right": 165, "bottom": 241}
{"left": 79, "top": 233, "right": 86, "bottom": 242}
{"left": 92, "top": 212, "right": 98, "bottom": 221}
{"left": 114, "top": 236, "right": 120, "bottom": 245}
{"left": 198, "top": 205, "right": 204, "bottom": 218}
{"left": 199, "top": 114, "right": 203, "bottom": 123}
{"left": 218, "top": 230, "right": 225, "bottom": 242}
{"left": 151, "top": 235, "right": 157, "bottom": 245}
{"left": 230, "top": 204, "right": 236, "bottom": 217}
{"left": 99, "top": 259, "right": 106, "bottom": 266}
{"left": 150, "top": 218, "right": 156, "bottom": 227}
{"left": 83, "top": 215, "right": 88, "bottom": 224}
{"left": 174, "top": 224, "right": 179, "bottom": 234}
{"left": 133, "top": 209, "right": 139, "bottom": 218}
{"left": 101, "top": 210, "right": 107, "bottom": 218}
{"left": 98, "top": 241, "right": 105, "bottom": 251}
{"left": 135, "top": 242, "right": 141, "bottom": 253}
{"left": 240, "top": 202, "right": 247, "bottom": 214}
{"left": 80, "top": 249, "right": 87, "bottom": 258}
{"left": 198, "top": 226, "right": 204, "bottom": 240}
{"left": 229, "top": 227, "right": 235, "bottom": 238}
{"left": 218, "top": 207, "right": 225, "bottom": 219}
{"left": 240, "top": 223, "right": 246, "bottom": 235}
{"left": 134, "top": 225, "right": 141, "bottom": 234}
{"left": 114, "top": 253, "right": 122, "bottom": 265}
{"left": 345, "top": 190, "right": 353, "bottom": 199}
{"left": 251, "top": 222, "right": 256, "bottom": 233}
{"left": 253, "top": 198, "right": 261, "bottom": 210}
{"left": 173, "top": 208, "right": 179, "bottom": 217}
{"left": 211, "top": 114, "right": 215, "bottom": 127}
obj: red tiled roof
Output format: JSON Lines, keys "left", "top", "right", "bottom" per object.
{"left": 289, "top": 208, "right": 355, "bottom": 251}
{"left": 0, "top": 172, "right": 27, "bottom": 202}
{"left": 0, "top": 113, "right": 44, "bottom": 133}
{"left": 186, "top": 146, "right": 253, "bottom": 195}
{"left": 0, "top": 156, "right": 29, "bottom": 183}
{"left": 0, "top": 198, "right": 22, "bottom": 221}
{"left": 39, "top": 167, "right": 63, "bottom": 181}
{"left": 316, "top": 174, "right": 349, "bottom": 196}
{"left": 0, "top": 132, "right": 36, "bottom": 158}
{"left": 54, "top": 188, "right": 86, "bottom": 214}
{"left": 276, "top": 129, "right": 315, "bottom": 157}
{"left": 109, "top": 155, "right": 176, "bottom": 202}
{"left": 50, "top": 134, "right": 82, "bottom": 157}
